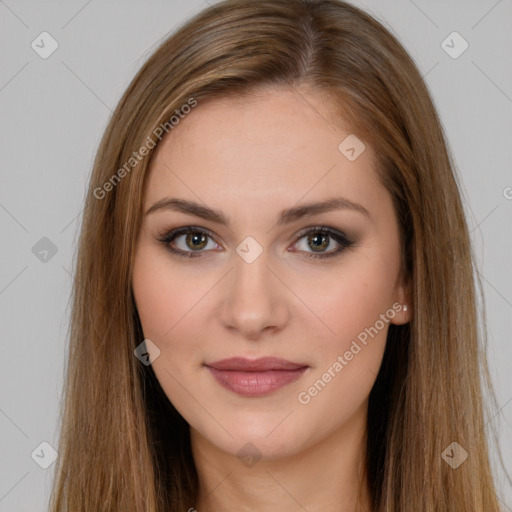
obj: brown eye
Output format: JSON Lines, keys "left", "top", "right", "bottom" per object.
{"left": 292, "top": 226, "right": 355, "bottom": 259}
{"left": 185, "top": 232, "right": 208, "bottom": 250}
{"left": 156, "top": 226, "right": 219, "bottom": 258}
{"left": 307, "top": 233, "right": 329, "bottom": 252}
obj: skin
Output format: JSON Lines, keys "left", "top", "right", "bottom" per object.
{"left": 132, "top": 85, "right": 412, "bottom": 512}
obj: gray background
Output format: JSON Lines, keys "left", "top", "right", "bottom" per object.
{"left": 0, "top": 0, "right": 511, "bottom": 510}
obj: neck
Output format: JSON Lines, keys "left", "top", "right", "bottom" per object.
{"left": 190, "top": 401, "right": 372, "bottom": 512}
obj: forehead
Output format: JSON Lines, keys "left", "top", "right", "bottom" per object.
{"left": 144, "top": 87, "right": 381, "bottom": 214}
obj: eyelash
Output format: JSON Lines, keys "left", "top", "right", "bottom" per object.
{"left": 156, "top": 225, "right": 355, "bottom": 260}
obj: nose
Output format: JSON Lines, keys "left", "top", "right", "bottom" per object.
{"left": 218, "top": 249, "right": 290, "bottom": 339}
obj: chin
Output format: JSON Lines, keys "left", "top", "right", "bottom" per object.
{"left": 193, "top": 411, "right": 313, "bottom": 462}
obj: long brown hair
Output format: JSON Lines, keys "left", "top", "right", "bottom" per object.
{"left": 49, "top": 0, "right": 503, "bottom": 510}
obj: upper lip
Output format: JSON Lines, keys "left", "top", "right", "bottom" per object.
{"left": 205, "top": 357, "right": 308, "bottom": 371}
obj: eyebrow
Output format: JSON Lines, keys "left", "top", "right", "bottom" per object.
{"left": 145, "top": 196, "right": 371, "bottom": 225}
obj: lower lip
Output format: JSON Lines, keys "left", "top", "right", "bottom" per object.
{"left": 206, "top": 366, "right": 308, "bottom": 396}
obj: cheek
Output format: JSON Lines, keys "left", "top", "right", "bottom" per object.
{"left": 290, "top": 254, "right": 396, "bottom": 405}
{"left": 291, "top": 253, "right": 397, "bottom": 348}
{"left": 132, "top": 246, "right": 224, "bottom": 408}
{"left": 132, "top": 250, "right": 208, "bottom": 408}
{"left": 292, "top": 270, "right": 391, "bottom": 431}
{"left": 132, "top": 247, "right": 212, "bottom": 342}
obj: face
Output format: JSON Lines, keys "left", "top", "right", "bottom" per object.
{"left": 132, "top": 86, "right": 410, "bottom": 461}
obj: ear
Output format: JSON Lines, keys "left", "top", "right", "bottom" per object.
{"left": 389, "top": 274, "right": 412, "bottom": 325}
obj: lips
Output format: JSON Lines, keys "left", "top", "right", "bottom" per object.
{"left": 206, "top": 356, "right": 307, "bottom": 371}
{"left": 205, "top": 357, "right": 309, "bottom": 396}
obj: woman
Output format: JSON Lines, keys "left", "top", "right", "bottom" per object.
{"left": 49, "top": 0, "right": 503, "bottom": 510}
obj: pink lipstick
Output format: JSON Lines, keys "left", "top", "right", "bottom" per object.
{"left": 205, "top": 357, "right": 308, "bottom": 396}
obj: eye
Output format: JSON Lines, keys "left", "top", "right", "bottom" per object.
{"left": 156, "top": 225, "right": 354, "bottom": 260}
{"left": 291, "top": 226, "right": 354, "bottom": 259}
{"left": 156, "top": 226, "right": 220, "bottom": 258}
